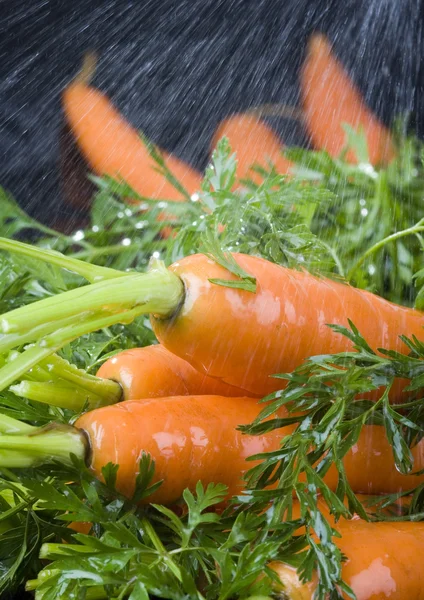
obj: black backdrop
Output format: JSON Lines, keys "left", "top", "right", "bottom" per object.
{"left": 0, "top": 0, "right": 423, "bottom": 227}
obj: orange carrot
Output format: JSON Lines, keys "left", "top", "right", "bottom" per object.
{"left": 300, "top": 33, "right": 395, "bottom": 165}
{"left": 211, "top": 114, "right": 292, "bottom": 184}
{"left": 151, "top": 253, "right": 423, "bottom": 399}
{"left": 271, "top": 518, "right": 424, "bottom": 599}
{"left": 73, "top": 404, "right": 424, "bottom": 499}
{"left": 324, "top": 424, "right": 424, "bottom": 495}
{"left": 75, "top": 395, "right": 286, "bottom": 503}
{"left": 62, "top": 81, "right": 202, "bottom": 202}
{"left": 0, "top": 398, "right": 423, "bottom": 504}
{"left": 97, "top": 345, "right": 254, "bottom": 400}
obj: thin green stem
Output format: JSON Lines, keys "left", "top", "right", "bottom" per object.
{"left": 0, "top": 420, "right": 87, "bottom": 468}
{"left": 347, "top": 218, "right": 424, "bottom": 281}
{"left": 39, "top": 543, "right": 97, "bottom": 559}
{"left": 37, "top": 353, "right": 122, "bottom": 401}
{"left": 71, "top": 242, "right": 147, "bottom": 261}
{"left": 141, "top": 517, "right": 183, "bottom": 582}
{"left": 10, "top": 381, "right": 108, "bottom": 411}
{"left": 0, "top": 313, "right": 100, "bottom": 355}
{"left": 0, "top": 237, "right": 124, "bottom": 283}
{"left": 0, "top": 413, "right": 36, "bottom": 434}
{"left": 0, "top": 261, "right": 183, "bottom": 336}
{"left": 0, "top": 307, "right": 146, "bottom": 392}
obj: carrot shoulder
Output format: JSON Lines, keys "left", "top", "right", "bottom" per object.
{"left": 62, "top": 81, "right": 202, "bottom": 201}
{"left": 300, "top": 33, "right": 395, "bottom": 166}
{"left": 211, "top": 114, "right": 292, "bottom": 184}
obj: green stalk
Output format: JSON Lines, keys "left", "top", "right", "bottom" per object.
{"left": 10, "top": 381, "right": 108, "bottom": 411}
{"left": 0, "top": 312, "right": 105, "bottom": 355}
{"left": 38, "top": 353, "right": 122, "bottom": 400}
{"left": 347, "top": 218, "right": 424, "bottom": 281}
{"left": 0, "top": 413, "right": 36, "bottom": 434}
{"left": 0, "top": 307, "right": 145, "bottom": 392}
{"left": 0, "top": 260, "right": 183, "bottom": 336}
{"left": 0, "top": 237, "right": 124, "bottom": 283}
{"left": 0, "top": 419, "right": 87, "bottom": 468}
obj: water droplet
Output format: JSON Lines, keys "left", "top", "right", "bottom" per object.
{"left": 158, "top": 201, "right": 168, "bottom": 208}
{"left": 152, "top": 251, "right": 161, "bottom": 259}
{"left": 368, "top": 264, "right": 376, "bottom": 275}
{"left": 360, "top": 208, "right": 369, "bottom": 217}
{"left": 359, "top": 198, "right": 366, "bottom": 206}
{"left": 92, "top": 225, "right": 99, "bottom": 233}
{"left": 192, "top": 221, "right": 198, "bottom": 226}
{"left": 191, "top": 193, "right": 200, "bottom": 202}
{"left": 124, "top": 208, "right": 133, "bottom": 217}
{"left": 358, "top": 163, "right": 378, "bottom": 179}
{"left": 135, "top": 221, "right": 147, "bottom": 229}
{"left": 121, "top": 238, "right": 131, "bottom": 246}
{"left": 117, "top": 211, "right": 124, "bottom": 218}
{"left": 73, "top": 230, "right": 85, "bottom": 241}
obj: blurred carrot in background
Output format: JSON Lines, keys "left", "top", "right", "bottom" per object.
{"left": 211, "top": 113, "right": 292, "bottom": 184}
{"left": 300, "top": 33, "right": 395, "bottom": 165}
{"left": 62, "top": 55, "right": 202, "bottom": 204}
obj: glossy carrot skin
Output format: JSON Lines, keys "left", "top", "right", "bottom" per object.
{"left": 75, "top": 395, "right": 288, "bottom": 504}
{"left": 76, "top": 393, "right": 424, "bottom": 504}
{"left": 271, "top": 519, "right": 424, "bottom": 599}
{"left": 301, "top": 34, "right": 395, "bottom": 166}
{"left": 151, "top": 253, "right": 423, "bottom": 399}
{"left": 96, "top": 345, "right": 253, "bottom": 400}
{"left": 211, "top": 114, "right": 292, "bottom": 183}
{"left": 324, "top": 425, "right": 424, "bottom": 495}
{"left": 62, "top": 82, "right": 202, "bottom": 201}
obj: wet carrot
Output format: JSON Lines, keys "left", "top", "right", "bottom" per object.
{"left": 271, "top": 518, "right": 424, "bottom": 599}
{"left": 75, "top": 395, "right": 286, "bottom": 503}
{"left": 211, "top": 114, "right": 292, "bottom": 184}
{"left": 324, "top": 424, "right": 424, "bottom": 495}
{"left": 96, "top": 345, "right": 254, "bottom": 400}
{"left": 62, "top": 81, "right": 202, "bottom": 202}
{"left": 300, "top": 33, "right": 395, "bottom": 166}
{"left": 151, "top": 253, "right": 423, "bottom": 399}
{"left": 0, "top": 401, "right": 423, "bottom": 504}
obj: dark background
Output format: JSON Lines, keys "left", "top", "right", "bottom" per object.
{"left": 0, "top": 0, "right": 423, "bottom": 228}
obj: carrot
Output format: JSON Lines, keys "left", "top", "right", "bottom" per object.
{"left": 211, "top": 114, "right": 292, "bottom": 184}
{"left": 150, "top": 253, "right": 423, "bottom": 399}
{"left": 300, "top": 33, "right": 395, "bottom": 166}
{"left": 1, "top": 251, "right": 422, "bottom": 401}
{"left": 324, "top": 424, "right": 424, "bottom": 495}
{"left": 0, "top": 399, "right": 423, "bottom": 505}
{"left": 271, "top": 518, "right": 424, "bottom": 599}
{"left": 96, "top": 345, "right": 254, "bottom": 400}
{"left": 62, "top": 74, "right": 202, "bottom": 203}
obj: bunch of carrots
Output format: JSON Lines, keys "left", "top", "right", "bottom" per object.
{"left": 0, "top": 236, "right": 422, "bottom": 597}
{"left": 0, "top": 30, "right": 418, "bottom": 600}
{"left": 62, "top": 32, "right": 395, "bottom": 214}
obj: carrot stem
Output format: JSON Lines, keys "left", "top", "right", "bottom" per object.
{"left": 0, "top": 260, "right": 182, "bottom": 336}
{"left": 0, "top": 237, "right": 125, "bottom": 283}
{"left": 0, "top": 306, "right": 149, "bottom": 392}
{"left": 10, "top": 381, "right": 108, "bottom": 411}
{"left": 0, "top": 421, "right": 86, "bottom": 468}
{"left": 35, "top": 353, "right": 122, "bottom": 401}
{"left": 348, "top": 218, "right": 424, "bottom": 281}
{"left": 0, "top": 414, "right": 36, "bottom": 435}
